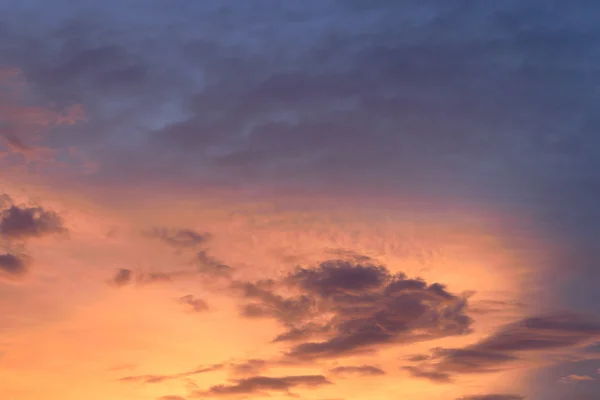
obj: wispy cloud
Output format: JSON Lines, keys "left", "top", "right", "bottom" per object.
{"left": 559, "top": 374, "right": 595, "bottom": 384}
{"left": 119, "top": 364, "right": 223, "bottom": 384}
{"left": 178, "top": 295, "right": 209, "bottom": 313}
{"left": 193, "top": 374, "right": 331, "bottom": 397}
{"left": 456, "top": 395, "right": 525, "bottom": 400}
{"left": 406, "top": 313, "right": 600, "bottom": 382}
{"left": 329, "top": 365, "right": 386, "bottom": 376}
{"left": 146, "top": 228, "right": 211, "bottom": 250}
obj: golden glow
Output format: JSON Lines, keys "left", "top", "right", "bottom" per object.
{"left": 0, "top": 175, "right": 546, "bottom": 400}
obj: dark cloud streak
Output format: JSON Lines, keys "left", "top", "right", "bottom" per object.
{"left": 119, "top": 364, "right": 223, "bottom": 384}
{"left": 406, "top": 312, "right": 600, "bottom": 382}
{"left": 329, "top": 365, "right": 385, "bottom": 376}
{"left": 194, "top": 374, "right": 331, "bottom": 397}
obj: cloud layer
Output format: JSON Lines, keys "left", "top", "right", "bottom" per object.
{"left": 406, "top": 313, "right": 600, "bottom": 382}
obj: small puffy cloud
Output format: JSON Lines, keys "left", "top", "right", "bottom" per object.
{"left": 0, "top": 252, "right": 29, "bottom": 279}
{"left": 194, "top": 375, "right": 331, "bottom": 397}
{"left": 559, "top": 374, "right": 595, "bottom": 384}
{"left": 147, "top": 228, "right": 211, "bottom": 249}
{"left": 179, "top": 295, "right": 209, "bottom": 312}
{"left": 110, "top": 269, "right": 133, "bottom": 287}
{"left": 0, "top": 204, "right": 66, "bottom": 239}
{"left": 329, "top": 365, "right": 385, "bottom": 376}
{"left": 196, "top": 250, "right": 233, "bottom": 278}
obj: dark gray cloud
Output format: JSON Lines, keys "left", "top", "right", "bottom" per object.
{"left": 406, "top": 312, "right": 600, "bottom": 382}
{"left": 233, "top": 258, "right": 472, "bottom": 360}
{"left": 179, "top": 295, "right": 209, "bottom": 313}
{"left": 329, "top": 365, "right": 385, "bottom": 376}
{"left": 194, "top": 374, "right": 331, "bottom": 397}
{"left": 0, "top": 204, "right": 65, "bottom": 239}
{"left": 119, "top": 364, "right": 223, "bottom": 384}
{"left": 456, "top": 395, "right": 525, "bottom": 400}
{"left": 147, "top": 228, "right": 211, "bottom": 249}
{"left": 0, "top": 252, "right": 29, "bottom": 278}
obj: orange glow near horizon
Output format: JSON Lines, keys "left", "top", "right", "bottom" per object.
{"left": 0, "top": 174, "right": 548, "bottom": 400}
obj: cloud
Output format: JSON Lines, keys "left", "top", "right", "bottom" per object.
{"left": 233, "top": 258, "right": 472, "bottom": 360}
{"left": 0, "top": 194, "right": 12, "bottom": 209}
{"left": 329, "top": 365, "right": 385, "bottom": 376}
{"left": 2, "top": 0, "right": 597, "bottom": 204}
{"left": 179, "top": 295, "right": 209, "bottom": 313}
{"left": 472, "top": 313, "right": 600, "bottom": 352}
{"left": 137, "top": 272, "right": 177, "bottom": 285}
{"left": 0, "top": 204, "right": 66, "bottom": 239}
{"left": 0, "top": 252, "right": 29, "bottom": 278}
{"left": 194, "top": 374, "right": 331, "bottom": 397}
{"left": 110, "top": 268, "right": 132, "bottom": 287}
{"left": 158, "top": 396, "right": 186, "bottom": 400}
{"left": 402, "top": 366, "right": 451, "bottom": 383}
{"left": 107, "top": 249, "right": 229, "bottom": 288}
{"left": 147, "top": 228, "right": 211, "bottom": 249}
{"left": 559, "top": 374, "right": 595, "bottom": 384}
{"left": 229, "top": 359, "right": 269, "bottom": 376}
{"left": 456, "top": 395, "right": 525, "bottom": 400}
{"left": 196, "top": 250, "right": 233, "bottom": 278}
{"left": 119, "top": 364, "right": 222, "bottom": 384}
{"left": 109, "top": 270, "right": 190, "bottom": 287}
{"left": 286, "top": 260, "right": 391, "bottom": 298}
{"left": 0, "top": 67, "right": 85, "bottom": 168}
{"left": 406, "top": 312, "right": 600, "bottom": 382}
{"left": 2, "top": 134, "right": 56, "bottom": 161}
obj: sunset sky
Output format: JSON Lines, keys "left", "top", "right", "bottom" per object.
{"left": 1, "top": 2, "right": 600, "bottom": 400}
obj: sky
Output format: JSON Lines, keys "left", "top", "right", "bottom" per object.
{"left": 1, "top": 1, "right": 600, "bottom": 399}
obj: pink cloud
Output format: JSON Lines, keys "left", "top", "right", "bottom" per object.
{"left": 559, "top": 374, "right": 595, "bottom": 384}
